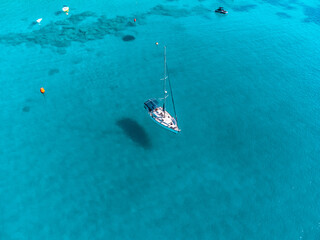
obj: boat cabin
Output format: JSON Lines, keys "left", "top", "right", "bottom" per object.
{"left": 144, "top": 99, "right": 160, "bottom": 112}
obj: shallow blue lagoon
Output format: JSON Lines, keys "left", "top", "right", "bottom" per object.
{"left": 0, "top": 0, "right": 319, "bottom": 239}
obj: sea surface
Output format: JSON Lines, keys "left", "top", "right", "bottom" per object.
{"left": 0, "top": 0, "right": 319, "bottom": 239}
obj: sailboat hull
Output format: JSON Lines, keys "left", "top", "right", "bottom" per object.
{"left": 146, "top": 107, "right": 180, "bottom": 134}
{"left": 148, "top": 114, "right": 180, "bottom": 133}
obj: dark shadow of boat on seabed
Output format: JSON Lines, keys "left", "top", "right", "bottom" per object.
{"left": 116, "top": 118, "right": 152, "bottom": 149}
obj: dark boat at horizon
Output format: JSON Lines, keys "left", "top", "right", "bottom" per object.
{"left": 215, "top": 7, "right": 228, "bottom": 14}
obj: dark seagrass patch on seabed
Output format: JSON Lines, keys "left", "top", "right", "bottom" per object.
{"left": 232, "top": 4, "right": 257, "bottom": 12}
{"left": 22, "top": 106, "right": 30, "bottom": 112}
{"left": 56, "top": 48, "right": 67, "bottom": 55}
{"left": 48, "top": 68, "right": 60, "bottom": 75}
{"left": 126, "top": 21, "right": 136, "bottom": 27}
{"left": 303, "top": 5, "right": 320, "bottom": 25}
{"left": 96, "top": 51, "right": 104, "bottom": 57}
{"left": 276, "top": 12, "right": 292, "bottom": 18}
{"left": 0, "top": 11, "right": 132, "bottom": 50}
{"left": 148, "top": 4, "right": 190, "bottom": 18}
{"left": 72, "top": 57, "right": 83, "bottom": 64}
{"left": 54, "top": 11, "right": 64, "bottom": 16}
{"left": 191, "top": 5, "right": 212, "bottom": 18}
{"left": 0, "top": 4, "right": 223, "bottom": 52}
{"left": 122, "top": 35, "right": 135, "bottom": 41}
{"left": 261, "top": 0, "right": 299, "bottom": 10}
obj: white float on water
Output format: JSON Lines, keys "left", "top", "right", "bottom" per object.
{"left": 36, "top": 18, "right": 42, "bottom": 23}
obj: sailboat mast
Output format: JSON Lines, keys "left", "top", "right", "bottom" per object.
{"left": 163, "top": 46, "right": 167, "bottom": 115}
{"left": 167, "top": 63, "right": 178, "bottom": 124}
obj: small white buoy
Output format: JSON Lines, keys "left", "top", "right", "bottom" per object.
{"left": 36, "top": 18, "right": 42, "bottom": 23}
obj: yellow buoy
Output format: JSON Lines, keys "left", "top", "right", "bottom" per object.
{"left": 40, "top": 87, "right": 45, "bottom": 94}
{"left": 155, "top": 42, "right": 159, "bottom": 46}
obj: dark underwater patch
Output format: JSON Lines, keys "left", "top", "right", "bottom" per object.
{"left": 28, "top": 21, "right": 37, "bottom": 29}
{"left": 68, "top": 11, "right": 96, "bottom": 24}
{"left": 276, "top": 12, "right": 292, "bottom": 18}
{"left": 96, "top": 51, "right": 104, "bottom": 57}
{"left": 54, "top": 11, "right": 64, "bottom": 16}
{"left": 261, "top": 0, "right": 299, "bottom": 10}
{"left": 122, "top": 35, "right": 135, "bottom": 41}
{"left": 109, "top": 85, "right": 118, "bottom": 90}
{"left": 72, "top": 57, "right": 82, "bottom": 64}
{"left": 148, "top": 5, "right": 190, "bottom": 18}
{"left": 0, "top": 5, "right": 218, "bottom": 51}
{"left": 56, "top": 48, "right": 67, "bottom": 55}
{"left": 191, "top": 5, "right": 212, "bottom": 16}
{"left": 126, "top": 21, "right": 136, "bottom": 27}
{"left": 48, "top": 68, "right": 59, "bottom": 75}
{"left": 232, "top": 4, "right": 257, "bottom": 12}
{"left": 22, "top": 106, "right": 30, "bottom": 112}
{"left": 0, "top": 12, "right": 130, "bottom": 49}
{"left": 303, "top": 6, "right": 320, "bottom": 25}
{"left": 262, "top": 0, "right": 287, "bottom": 6}
{"left": 116, "top": 118, "right": 151, "bottom": 149}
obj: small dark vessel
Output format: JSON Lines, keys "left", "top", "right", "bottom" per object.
{"left": 215, "top": 7, "right": 228, "bottom": 14}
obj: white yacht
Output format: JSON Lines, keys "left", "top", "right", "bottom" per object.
{"left": 144, "top": 46, "right": 181, "bottom": 133}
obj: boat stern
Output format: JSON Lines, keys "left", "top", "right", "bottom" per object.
{"left": 144, "top": 98, "right": 160, "bottom": 112}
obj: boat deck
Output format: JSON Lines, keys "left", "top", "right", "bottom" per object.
{"left": 149, "top": 107, "right": 180, "bottom": 133}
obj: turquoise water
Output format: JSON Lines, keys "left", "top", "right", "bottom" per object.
{"left": 0, "top": 0, "right": 320, "bottom": 239}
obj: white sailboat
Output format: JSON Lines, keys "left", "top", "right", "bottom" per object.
{"left": 144, "top": 46, "right": 181, "bottom": 133}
